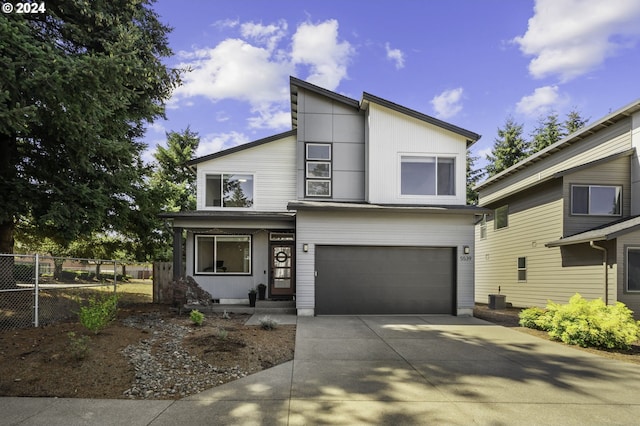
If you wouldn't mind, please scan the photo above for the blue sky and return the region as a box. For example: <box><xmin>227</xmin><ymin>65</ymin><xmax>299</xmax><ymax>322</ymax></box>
<box><xmin>145</xmin><ymin>0</ymin><xmax>640</xmax><ymax>170</ymax></box>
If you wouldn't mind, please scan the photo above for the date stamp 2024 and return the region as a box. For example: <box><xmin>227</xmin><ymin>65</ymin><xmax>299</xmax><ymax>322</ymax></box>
<box><xmin>2</xmin><ymin>2</ymin><xmax>46</xmax><ymax>14</ymax></box>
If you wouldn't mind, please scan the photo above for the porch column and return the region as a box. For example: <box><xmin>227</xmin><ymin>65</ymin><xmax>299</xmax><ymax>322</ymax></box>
<box><xmin>173</xmin><ymin>226</ymin><xmax>183</xmax><ymax>280</ymax></box>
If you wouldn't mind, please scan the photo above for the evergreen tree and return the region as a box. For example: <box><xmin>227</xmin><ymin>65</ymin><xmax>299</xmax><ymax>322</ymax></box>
<box><xmin>530</xmin><ymin>112</ymin><xmax>563</xmax><ymax>153</ymax></box>
<box><xmin>466</xmin><ymin>151</ymin><xmax>484</xmax><ymax>205</ymax></box>
<box><xmin>564</xmin><ymin>108</ymin><xmax>590</xmax><ymax>136</ymax></box>
<box><xmin>0</xmin><ymin>0</ymin><xmax>180</xmax><ymax>257</ymax></box>
<box><xmin>485</xmin><ymin>117</ymin><xmax>529</xmax><ymax>177</ymax></box>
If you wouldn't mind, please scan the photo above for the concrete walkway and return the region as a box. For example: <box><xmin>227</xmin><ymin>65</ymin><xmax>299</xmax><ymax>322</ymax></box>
<box><xmin>4</xmin><ymin>315</ymin><xmax>640</xmax><ymax>425</ymax></box>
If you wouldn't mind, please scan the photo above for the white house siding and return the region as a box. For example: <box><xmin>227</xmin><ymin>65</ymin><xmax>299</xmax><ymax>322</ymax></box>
<box><xmin>617</xmin><ymin>231</ymin><xmax>640</xmax><ymax>316</ymax></box>
<box><xmin>295</xmin><ymin>209</ymin><xmax>476</xmax><ymax>316</ymax></box>
<box><xmin>476</xmin><ymin>180</ymin><xmax>610</xmax><ymax>308</ymax></box>
<box><xmin>366</xmin><ymin>103</ymin><xmax>468</xmax><ymax>205</ymax></box>
<box><xmin>480</xmin><ymin>120</ymin><xmax>631</xmax><ymax>206</ymax></box>
<box><xmin>195</xmin><ymin>134</ymin><xmax>297</xmax><ymax>211</ymax></box>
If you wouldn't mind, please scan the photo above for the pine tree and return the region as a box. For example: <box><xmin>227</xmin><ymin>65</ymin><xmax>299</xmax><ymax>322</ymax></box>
<box><xmin>530</xmin><ymin>112</ymin><xmax>563</xmax><ymax>153</ymax></box>
<box><xmin>466</xmin><ymin>151</ymin><xmax>484</xmax><ymax>205</ymax></box>
<box><xmin>564</xmin><ymin>108</ymin><xmax>590</xmax><ymax>136</ymax></box>
<box><xmin>485</xmin><ymin>117</ymin><xmax>529</xmax><ymax>177</ymax></box>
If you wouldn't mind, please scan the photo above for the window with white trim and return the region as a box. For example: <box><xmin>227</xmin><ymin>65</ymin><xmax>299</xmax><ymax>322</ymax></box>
<box><xmin>196</xmin><ymin>235</ymin><xmax>251</xmax><ymax>275</ymax></box>
<box><xmin>305</xmin><ymin>143</ymin><xmax>331</xmax><ymax>197</ymax></box>
<box><xmin>480</xmin><ymin>214</ymin><xmax>487</xmax><ymax>239</ymax></box>
<box><xmin>571</xmin><ymin>185</ymin><xmax>621</xmax><ymax>216</ymax></box>
<box><xmin>205</xmin><ymin>174</ymin><xmax>254</xmax><ymax>208</ymax></box>
<box><xmin>400</xmin><ymin>155</ymin><xmax>455</xmax><ymax>196</ymax></box>
<box><xmin>627</xmin><ymin>247</ymin><xmax>640</xmax><ymax>292</ymax></box>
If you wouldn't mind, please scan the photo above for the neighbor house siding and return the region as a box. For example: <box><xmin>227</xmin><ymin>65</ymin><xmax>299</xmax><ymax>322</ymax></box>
<box><xmin>366</xmin><ymin>103</ymin><xmax>468</xmax><ymax>205</ymax></box>
<box><xmin>480</xmin><ymin>120</ymin><xmax>631</xmax><ymax>206</ymax></box>
<box><xmin>476</xmin><ymin>179</ymin><xmax>609</xmax><ymax>308</ymax></box>
<box><xmin>617</xmin><ymin>231</ymin><xmax>640</xmax><ymax>315</ymax></box>
<box><xmin>195</xmin><ymin>134</ymin><xmax>297</xmax><ymax>211</ymax></box>
<box><xmin>295</xmin><ymin>209</ymin><xmax>476</xmax><ymax>315</ymax></box>
<box><xmin>562</xmin><ymin>156</ymin><xmax>631</xmax><ymax>237</ymax></box>
<box><xmin>295</xmin><ymin>89</ymin><xmax>366</xmax><ymax>201</ymax></box>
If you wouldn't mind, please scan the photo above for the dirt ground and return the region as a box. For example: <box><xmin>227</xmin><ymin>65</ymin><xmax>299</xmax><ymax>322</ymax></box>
<box><xmin>2</xmin><ymin>303</ymin><xmax>639</xmax><ymax>400</ymax></box>
<box><xmin>0</xmin><ymin>303</ymin><xmax>295</xmax><ymax>399</ymax></box>
<box><xmin>473</xmin><ymin>304</ymin><xmax>640</xmax><ymax>364</ymax></box>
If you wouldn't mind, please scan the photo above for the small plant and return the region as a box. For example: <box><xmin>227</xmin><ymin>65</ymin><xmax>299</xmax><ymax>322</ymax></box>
<box><xmin>222</xmin><ymin>310</ymin><xmax>231</xmax><ymax>320</ymax></box>
<box><xmin>248</xmin><ymin>287</ymin><xmax>257</xmax><ymax>294</ymax></box>
<box><xmin>78</xmin><ymin>294</ymin><xmax>118</xmax><ymax>334</ymax></box>
<box><xmin>216</xmin><ymin>327</ymin><xmax>229</xmax><ymax>340</ymax></box>
<box><xmin>518</xmin><ymin>306</ymin><xmax>547</xmax><ymax>329</ymax></box>
<box><xmin>190</xmin><ymin>309</ymin><xmax>205</xmax><ymax>326</ymax></box>
<box><xmin>258</xmin><ymin>315</ymin><xmax>279</xmax><ymax>330</ymax></box>
<box><xmin>67</xmin><ymin>331</ymin><xmax>90</xmax><ymax>360</ymax></box>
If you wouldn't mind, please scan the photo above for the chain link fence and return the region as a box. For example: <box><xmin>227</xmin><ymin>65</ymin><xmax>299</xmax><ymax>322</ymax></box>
<box><xmin>0</xmin><ymin>254</ymin><xmax>153</xmax><ymax>331</ymax></box>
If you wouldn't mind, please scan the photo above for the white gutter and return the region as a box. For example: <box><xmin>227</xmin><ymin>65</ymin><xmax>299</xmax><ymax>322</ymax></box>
<box><xmin>590</xmin><ymin>241</ymin><xmax>608</xmax><ymax>304</ymax></box>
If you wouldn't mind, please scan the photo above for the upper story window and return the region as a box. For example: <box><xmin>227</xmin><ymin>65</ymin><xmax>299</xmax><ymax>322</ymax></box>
<box><xmin>571</xmin><ymin>185</ymin><xmax>621</xmax><ymax>216</ymax></box>
<box><xmin>400</xmin><ymin>156</ymin><xmax>455</xmax><ymax>196</ymax></box>
<box><xmin>305</xmin><ymin>143</ymin><xmax>332</xmax><ymax>197</ymax></box>
<box><xmin>495</xmin><ymin>205</ymin><xmax>508</xmax><ymax>230</ymax></box>
<box><xmin>205</xmin><ymin>174</ymin><xmax>254</xmax><ymax>208</ymax></box>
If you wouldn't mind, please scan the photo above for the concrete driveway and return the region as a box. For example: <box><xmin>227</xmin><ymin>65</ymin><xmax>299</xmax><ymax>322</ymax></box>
<box><xmin>4</xmin><ymin>315</ymin><xmax>640</xmax><ymax>425</ymax></box>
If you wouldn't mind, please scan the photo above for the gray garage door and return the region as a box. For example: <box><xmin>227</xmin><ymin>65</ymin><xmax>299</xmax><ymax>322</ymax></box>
<box><xmin>315</xmin><ymin>245</ymin><xmax>455</xmax><ymax>315</ymax></box>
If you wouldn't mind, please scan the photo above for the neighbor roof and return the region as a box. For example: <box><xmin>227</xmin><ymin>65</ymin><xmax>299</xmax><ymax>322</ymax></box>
<box><xmin>476</xmin><ymin>98</ymin><xmax>640</xmax><ymax>192</ymax></box>
<box><xmin>546</xmin><ymin>215</ymin><xmax>640</xmax><ymax>247</ymax></box>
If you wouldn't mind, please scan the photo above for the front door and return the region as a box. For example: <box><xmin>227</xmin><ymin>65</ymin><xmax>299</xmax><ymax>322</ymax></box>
<box><xmin>269</xmin><ymin>243</ymin><xmax>295</xmax><ymax>299</ymax></box>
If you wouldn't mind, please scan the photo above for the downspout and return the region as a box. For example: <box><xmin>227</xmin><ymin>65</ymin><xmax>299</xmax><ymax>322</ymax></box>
<box><xmin>590</xmin><ymin>241</ymin><xmax>608</xmax><ymax>304</ymax></box>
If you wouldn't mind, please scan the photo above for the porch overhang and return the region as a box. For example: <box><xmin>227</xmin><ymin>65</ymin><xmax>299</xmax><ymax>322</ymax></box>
<box><xmin>546</xmin><ymin>215</ymin><xmax>640</xmax><ymax>247</ymax></box>
<box><xmin>287</xmin><ymin>200</ymin><xmax>490</xmax><ymax>215</ymax></box>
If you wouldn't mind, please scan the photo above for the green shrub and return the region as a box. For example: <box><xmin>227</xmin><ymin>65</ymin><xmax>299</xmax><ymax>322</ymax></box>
<box><xmin>190</xmin><ymin>309</ymin><xmax>204</xmax><ymax>326</ymax></box>
<box><xmin>258</xmin><ymin>316</ymin><xmax>279</xmax><ymax>330</ymax></box>
<box><xmin>216</xmin><ymin>328</ymin><xmax>228</xmax><ymax>340</ymax></box>
<box><xmin>529</xmin><ymin>294</ymin><xmax>640</xmax><ymax>350</ymax></box>
<box><xmin>67</xmin><ymin>332</ymin><xmax>91</xmax><ymax>360</ymax></box>
<box><xmin>78</xmin><ymin>294</ymin><xmax>118</xmax><ymax>334</ymax></box>
<box><xmin>518</xmin><ymin>306</ymin><xmax>547</xmax><ymax>329</ymax></box>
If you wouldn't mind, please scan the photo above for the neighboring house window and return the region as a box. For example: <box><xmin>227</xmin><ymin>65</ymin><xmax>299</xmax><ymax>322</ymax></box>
<box><xmin>495</xmin><ymin>205</ymin><xmax>508</xmax><ymax>229</ymax></box>
<box><xmin>305</xmin><ymin>143</ymin><xmax>332</xmax><ymax>197</ymax></box>
<box><xmin>196</xmin><ymin>235</ymin><xmax>251</xmax><ymax>275</ymax></box>
<box><xmin>571</xmin><ymin>185</ymin><xmax>621</xmax><ymax>216</ymax></box>
<box><xmin>517</xmin><ymin>257</ymin><xmax>527</xmax><ymax>281</ymax></box>
<box><xmin>205</xmin><ymin>174</ymin><xmax>254</xmax><ymax>208</ymax></box>
<box><xmin>400</xmin><ymin>156</ymin><xmax>455</xmax><ymax>196</ymax></box>
<box><xmin>627</xmin><ymin>247</ymin><xmax>640</xmax><ymax>292</ymax></box>
<box><xmin>480</xmin><ymin>214</ymin><xmax>487</xmax><ymax>239</ymax></box>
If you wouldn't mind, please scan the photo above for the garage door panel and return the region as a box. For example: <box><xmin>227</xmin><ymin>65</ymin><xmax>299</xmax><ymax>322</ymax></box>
<box><xmin>315</xmin><ymin>246</ymin><xmax>454</xmax><ymax>315</ymax></box>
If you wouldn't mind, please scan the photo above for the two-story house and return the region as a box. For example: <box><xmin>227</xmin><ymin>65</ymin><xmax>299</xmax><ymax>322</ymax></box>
<box><xmin>162</xmin><ymin>77</ymin><xmax>484</xmax><ymax>316</ymax></box>
<box><xmin>475</xmin><ymin>99</ymin><xmax>640</xmax><ymax>315</ymax></box>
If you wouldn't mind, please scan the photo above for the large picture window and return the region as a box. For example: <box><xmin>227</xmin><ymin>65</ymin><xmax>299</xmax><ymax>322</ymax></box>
<box><xmin>627</xmin><ymin>247</ymin><xmax>640</xmax><ymax>292</ymax></box>
<box><xmin>196</xmin><ymin>235</ymin><xmax>251</xmax><ymax>275</ymax></box>
<box><xmin>400</xmin><ymin>156</ymin><xmax>455</xmax><ymax>196</ymax></box>
<box><xmin>205</xmin><ymin>174</ymin><xmax>254</xmax><ymax>208</ymax></box>
<box><xmin>571</xmin><ymin>185</ymin><xmax>621</xmax><ymax>216</ymax></box>
<box><xmin>305</xmin><ymin>143</ymin><xmax>332</xmax><ymax>197</ymax></box>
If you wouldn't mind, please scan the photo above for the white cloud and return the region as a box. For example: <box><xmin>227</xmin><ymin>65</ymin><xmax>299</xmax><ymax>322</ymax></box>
<box><xmin>514</xmin><ymin>0</ymin><xmax>640</xmax><ymax>81</ymax></box>
<box><xmin>431</xmin><ymin>87</ymin><xmax>464</xmax><ymax>119</ymax></box>
<box><xmin>291</xmin><ymin>20</ymin><xmax>354</xmax><ymax>90</ymax></box>
<box><xmin>515</xmin><ymin>85</ymin><xmax>566</xmax><ymax>117</ymax></box>
<box><xmin>385</xmin><ymin>43</ymin><xmax>405</xmax><ymax>69</ymax></box>
<box><xmin>196</xmin><ymin>131</ymin><xmax>250</xmax><ymax>157</ymax></box>
<box><xmin>172</xmin><ymin>19</ymin><xmax>354</xmax><ymax>130</ymax></box>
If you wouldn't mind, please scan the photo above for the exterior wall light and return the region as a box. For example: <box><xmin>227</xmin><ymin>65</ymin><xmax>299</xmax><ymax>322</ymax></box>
<box><xmin>303</xmin><ymin>243</ymin><xmax>309</xmax><ymax>252</ymax></box>
<box><xmin>463</xmin><ymin>246</ymin><xmax>470</xmax><ymax>255</ymax></box>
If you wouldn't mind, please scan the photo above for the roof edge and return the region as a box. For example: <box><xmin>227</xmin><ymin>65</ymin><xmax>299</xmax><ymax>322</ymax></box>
<box><xmin>361</xmin><ymin>92</ymin><xmax>481</xmax><ymax>146</ymax></box>
<box><xmin>187</xmin><ymin>130</ymin><xmax>297</xmax><ymax>166</ymax></box>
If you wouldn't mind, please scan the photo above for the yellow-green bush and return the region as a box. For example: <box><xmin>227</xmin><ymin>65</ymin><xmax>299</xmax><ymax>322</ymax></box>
<box><xmin>521</xmin><ymin>294</ymin><xmax>640</xmax><ymax>350</ymax></box>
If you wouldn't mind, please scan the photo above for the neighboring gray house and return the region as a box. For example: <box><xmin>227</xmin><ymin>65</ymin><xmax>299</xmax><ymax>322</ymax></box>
<box><xmin>163</xmin><ymin>77</ymin><xmax>484</xmax><ymax>316</ymax></box>
<box><xmin>475</xmin><ymin>99</ymin><xmax>640</xmax><ymax>314</ymax></box>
